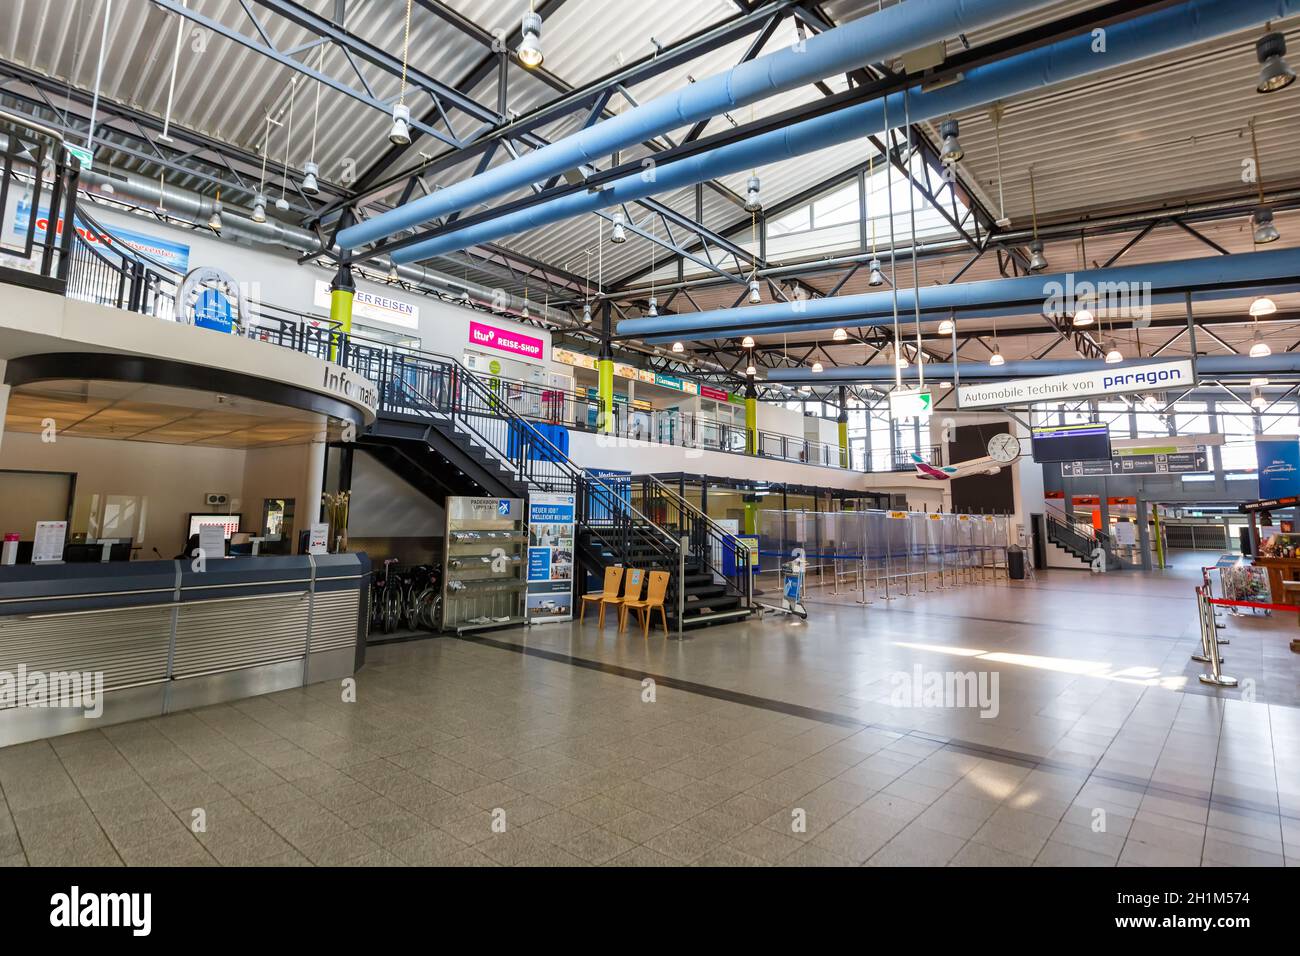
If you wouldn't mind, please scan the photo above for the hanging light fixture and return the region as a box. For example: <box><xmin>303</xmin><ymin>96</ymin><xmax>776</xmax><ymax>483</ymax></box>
<box><xmin>207</xmin><ymin>192</ymin><xmax>223</xmax><ymax>233</ymax></box>
<box><xmin>518</xmin><ymin>9</ymin><xmax>544</xmax><ymax>69</ymax></box>
<box><xmin>1103</xmin><ymin>338</ymin><xmax>1124</xmax><ymax>364</ymax></box>
<box><xmin>832</xmin><ymin>327</ymin><xmax>848</xmax><ymax>342</ymax></box>
<box><xmin>1027</xmin><ymin>240</ymin><xmax>1048</xmax><ymax>272</ymax></box>
<box><xmin>1256</xmin><ymin>29</ymin><xmax>1296</xmax><ymax>93</ymax></box>
<box><xmin>1027</xmin><ymin>169</ymin><xmax>1048</xmax><ymax>271</ymax></box>
<box><xmin>868</xmin><ymin>258</ymin><xmax>884</xmax><ymax>287</ymax></box>
<box><xmin>388</xmin><ymin>263</ymin><xmax>399</xmax><ymax>283</ymax></box>
<box><xmin>1252</xmin><ymin>387</ymin><xmax>1268</xmax><ymax>411</ymax></box>
<box><xmin>1249</xmin><ymin>120</ymin><xmax>1280</xmax><ymax>243</ymax></box>
<box><xmin>741</xmin><ymin>335</ymin><xmax>756</xmax><ymax>349</ymax></box>
<box><xmin>1250</xmin><ymin>327</ymin><xmax>1273</xmax><ymax>358</ymax></box>
<box><xmin>671</xmin><ymin>341</ymin><xmax>684</xmax><ymax>353</ymax></box>
<box><xmin>251</xmin><ymin>192</ymin><xmax>267</xmax><ymax>224</ymax></box>
<box><xmin>895</xmin><ymin>349</ymin><xmax>909</xmax><ymax>370</ymax></box>
<box><xmin>939</xmin><ymin>381</ymin><xmax>952</xmax><ymax>389</ymax></box>
<box><xmin>1072</xmin><ymin>306</ymin><xmax>1095</xmax><ymax>327</ymax></box>
<box><xmin>800</xmin><ymin>384</ymin><xmax>812</xmax><ymax>393</ymax></box>
<box><xmin>988</xmin><ymin>347</ymin><xmax>1005</xmax><ymax>367</ymax></box>
<box><xmin>1250</xmin><ymin>296</ymin><xmax>1278</xmax><ymax>317</ymax></box>
<box><xmin>746</xmin><ymin>362</ymin><xmax>757</xmax><ymax>377</ymax></box>
<box><xmin>581</xmin><ymin>302</ymin><xmax>592</xmax><ymax>326</ymax></box>
<box><xmin>302</xmin><ymin>162</ymin><xmax>319</xmax><ymax>195</ymax></box>
<box><xmin>939</xmin><ymin>118</ymin><xmax>964</xmax><ymax>164</ymax></box>
<box><xmin>1252</xmin><ymin>377</ymin><xmax>1270</xmax><ymax>387</ymax></box>
<box><xmin>937</xmin><ymin>317</ymin><xmax>955</xmax><ymax>336</ymax></box>
<box><xmin>390</xmin><ymin>0</ymin><xmax>414</xmax><ymax>145</ymax></box>
<box><xmin>811</xmin><ymin>360</ymin><xmax>824</xmax><ymax>374</ymax></box>
<box><xmin>748</xmin><ymin>279</ymin><xmax>762</xmax><ymax>304</ymax></box>
<box><xmin>744</xmin><ymin>175</ymin><xmax>762</xmax><ymax>213</ymax></box>
<box><xmin>610</xmin><ymin>211</ymin><xmax>628</xmax><ymax>244</ymax></box>
<box><xmin>647</xmin><ymin>296</ymin><xmax>658</xmax><ymax>317</ymax></box>
<box><xmin>1253</xmin><ymin>207</ymin><xmax>1280</xmax><ymax>243</ymax></box>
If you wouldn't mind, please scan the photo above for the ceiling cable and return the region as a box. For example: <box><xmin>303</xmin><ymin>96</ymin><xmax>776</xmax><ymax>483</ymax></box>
<box><xmin>904</xmin><ymin>87</ymin><xmax>923</xmax><ymax>390</ymax></box>
<box><xmin>882</xmin><ymin>88</ymin><xmax>901</xmax><ymax>390</ymax></box>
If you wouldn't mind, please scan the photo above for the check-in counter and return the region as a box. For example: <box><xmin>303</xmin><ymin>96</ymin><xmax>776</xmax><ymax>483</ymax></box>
<box><xmin>0</xmin><ymin>554</ymin><xmax>369</xmax><ymax>747</ymax></box>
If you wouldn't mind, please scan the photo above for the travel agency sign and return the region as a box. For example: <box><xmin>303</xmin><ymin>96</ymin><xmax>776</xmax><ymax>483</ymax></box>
<box><xmin>957</xmin><ymin>359</ymin><xmax>1195</xmax><ymax>409</ymax></box>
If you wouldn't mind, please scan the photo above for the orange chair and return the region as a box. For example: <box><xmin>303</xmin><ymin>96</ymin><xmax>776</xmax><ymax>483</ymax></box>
<box><xmin>606</xmin><ymin>568</ymin><xmax>645</xmax><ymax>630</ymax></box>
<box><xmin>624</xmin><ymin>570</ymin><xmax>670</xmax><ymax>638</ymax></box>
<box><xmin>580</xmin><ymin>566</ymin><xmax>624</xmax><ymax>625</ymax></box>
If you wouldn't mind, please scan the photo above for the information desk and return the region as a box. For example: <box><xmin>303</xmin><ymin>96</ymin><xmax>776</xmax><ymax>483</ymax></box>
<box><xmin>1251</xmin><ymin>555</ymin><xmax>1300</xmax><ymax>604</ymax></box>
<box><xmin>0</xmin><ymin>554</ymin><xmax>368</xmax><ymax>747</ymax></box>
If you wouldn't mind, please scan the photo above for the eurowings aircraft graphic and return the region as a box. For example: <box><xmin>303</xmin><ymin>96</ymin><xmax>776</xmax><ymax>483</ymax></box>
<box><xmin>911</xmin><ymin>453</ymin><xmax>1002</xmax><ymax>481</ymax></box>
<box><xmin>911</xmin><ymin>433</ymin><xmax>1022</xmax><ymax>481</ymax></box>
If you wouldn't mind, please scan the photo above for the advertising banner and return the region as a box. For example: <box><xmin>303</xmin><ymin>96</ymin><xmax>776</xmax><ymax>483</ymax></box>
<box><xmin>468</xmin><ymin>320</ymin><xmax>545</xmax><ymax>364</ymax></box>
<box><xmin>4</xmin><ymin>193</ymin><xmax>190</xmax><ymax>271</ymax></box>
<box><xmin>313</xmin><ymin>280</ymin><xmax>418</xmax><ymax>331</ymax></box>
<box><xmin>1256</xmin><ymin>435</ymin><xmax>1300</xmax><ymax>498</ymax></box>
<box><xmin>958</xmin><ymin>359</ymin><xmax>1195</xmax><ymax>409</ymax></box>
<box><xmin>526</xmin><ymin>492</ymin><xmax>575</xmax><ymax>622</ymax></box>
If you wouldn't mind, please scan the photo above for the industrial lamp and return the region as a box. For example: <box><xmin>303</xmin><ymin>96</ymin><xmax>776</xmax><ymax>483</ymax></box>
<box><xmin>1250</xmin><ymin>296</ymin><xmax>1277</xmax><ymax>317</ymax></box>
<box><xmin>610</xmin><ymin>212</ymin><xmax>627</xmax><ymax>244</ymax></box>
<box><xmin>937</xmin><ymin>317</ymin><xmax>955</xmax><ymax>336</ymax></box>
<box><xmin>672</xmin><ymin>341</ymin><xmax>684</xmax><ymax>353</ymax></box>
<box><xmin>811</xmin><ymin>360</ymin><xmax>824</xmax><ymax>374</ymax></box>
<box><xmin>1103</xmin><ymin>339</ymin><xmax>1124</xmax><ymax>364</ymax></box>
<box><xmin>832</xmin><ymin>327</ymin><xmax>848</xmax><ymax>342</ymax></box>
<box><xmin>251</xmin><ymin>193</ymin><xmax>267</xmax><ymax>224</ymax></box>
<box><xmin>302</xmin><ymin>161</ymin><xmax>319</xmax><ymax>195</ymax></box>
<box><xmin>988</xmin><ymin>347</ymin><xmax>1005</xmax><ymax>367</ymax></box>
<box><xmin>868</xmin><ymin>258</ymin><xmax>884</xmax><ymax>286</ymax></box>
<box><xmin>518</xmin><ymin>11</ymin><xmax>544</xmax><ymax>69</ymax></box>
<box><xmin>1250</xmin><ymin>328</ymin><xmax>1273</xmax><ymax>358</ymax></box>
<box><xmin>744</xmin><ymin>175</ymin><xmax>762</xmax><ymax>213</ymax></box>
<box><xmin>1253</xmin><ymin>207</ymin><xmax>1280</xmax><ymax>243</ymax></box>
<box><xmin>389</xmin><ymin>103</ymin><xmax>412</xmax><ymax>146</ymax></box>
<box><xmin>741</xmin><ymin>335</ymin><xmax>756</xmax><ymax>348</ymax></box>
<box><xmin>1256</xmin><ymin>30</ymin><xmax>1296</xmax><ymax>93</ymax></box>
<box><xmin>939</xmin><ymin>118</ymin><xmax>964</xmax><ymax>164</ymax></box>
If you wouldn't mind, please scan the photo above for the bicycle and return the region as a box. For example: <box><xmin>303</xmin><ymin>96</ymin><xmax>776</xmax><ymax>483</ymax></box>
<box><xmin>370</xmin><ymin>558</ymin><xmax>403</xmax><ymax>635</ymax></box>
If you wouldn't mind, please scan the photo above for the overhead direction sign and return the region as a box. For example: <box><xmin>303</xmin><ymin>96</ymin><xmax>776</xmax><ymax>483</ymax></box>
<box><xmin>957</xmin><ymin>359</ymin><xmax>1195</xmax><ymax>409</ymax></box>
<box><xmin>889</xmin><ymin>388</ymin><xmax>933</xmax><ymax>421</ymax></box>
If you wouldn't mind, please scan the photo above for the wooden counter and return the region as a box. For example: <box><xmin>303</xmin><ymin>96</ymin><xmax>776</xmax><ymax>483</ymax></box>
<box><xmin>1252</xmin><ymin>556</ymin><xmax>1300</xmax><ymax>603</ymax></box>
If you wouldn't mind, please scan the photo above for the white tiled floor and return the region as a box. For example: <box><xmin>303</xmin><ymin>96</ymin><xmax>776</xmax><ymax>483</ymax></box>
<box><xmin>1</xmin><ymin>555</ymin><xmax>1296</xmax><ymax>866</ymax></box>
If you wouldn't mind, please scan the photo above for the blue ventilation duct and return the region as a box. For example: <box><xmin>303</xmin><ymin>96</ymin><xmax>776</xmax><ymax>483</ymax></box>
<box><xmin>387</xmin><ymin>0</ymin><xmax>1299</xmax><ymax>266</ymax></box>
<box><xmin>767</xmin><ymin>354</ymin><xmax>1300</xmax><ymax>383</ymax></box>
<box><xmin>619</xmin><ymin>247</ymin><xmax>1300</xmax><ymax>342</ymax></box>
<box><xmin>337</xmin><ymin>0</ymin><xmax>1055</xmax><ymax>250</ymax></box>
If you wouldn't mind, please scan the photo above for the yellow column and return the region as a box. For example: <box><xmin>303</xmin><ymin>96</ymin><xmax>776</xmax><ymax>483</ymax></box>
<box><xmin>597</xmin><ymin>358</ymin><xmax>615</xmax><ymax>435</ymax></box>
<box><xmin>838</xmin><ymin>386</ymin><xmax>850</xmax><ymax>468</ymax></box>
<box><xmin>328</xmin><ymin>265</ymin><xmax>355</xmax><ymax>362</ymax></box>
<box><xmin>744</xmin><ymin>499</ymin><xmax>758</xmax><ymax>535</ymax></box>
<box><xmin>744</xmin><ymin>382</ymin><xmax>758</xmax><ymax>456</ymax></box>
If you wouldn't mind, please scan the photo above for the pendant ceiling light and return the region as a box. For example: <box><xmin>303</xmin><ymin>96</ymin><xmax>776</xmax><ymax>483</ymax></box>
<box><xmin>939</xmin><ymin>381</ymin><xmax>952</xmax><ymax>389</ymax></box>
<box><xmin>800</xmin><ymin>384</ymin><xmax>812</xmax><ymax>393</ymax></box>
<box><xmin>302</xmin><ymin>162</ymin><xmax>319</xmax><ymax>195</ymax></box>
<box><xmin>938</xmin><ymin>118</ymin><xmax>964</xmax><ymax>164</ymax></box>
<box><xmin>811</xmin><ymin>360</ymin><xmax>824</xmax><ymax>374</ymax></box>
<box><xmin>1252</xmin><ymin>387</ymin><xmax>1268</xmax><ymax>411</ymax></box>
<box><xmin>207</xmin><ymin>192</ymin><xmax>223</xmax><ymax>233</ymax></box>
<box><xmin>867</xmin><ymin>258</ymin><xmax>884</xmax><ymax>287</ymax></box>
<box><xmin>388</xmin><ymin>263</ymin><xmax>399</xmax><ymax>283</ymax></box>
<box><xmin>937</xmin><ymin>317</ymin><xmax>955</xmax><ymax>336</ymax></box>
<box><xmin>647</xmin><ymin>295</ymin><xmax>658</xmax><ymax>317</ymax></box>
<box><xmin>895</xmin><ymin>350</ymin><xmax>909</xmax><ymax>370</ymax></box>
<box><xmin>1251</xmin><ymin>377</ymin><xmax>1270</xmax><ymax>387</ymax></box>
<box><xmin>746</xmin><ymin>363</ymin><xmax>757</xmax><ymax>377</ymax></box>
<box><xmin>1027</xmin><ymin>169</ymin><xmax>1048</xmax><ymax>271</ymax></box>
<box><xmin>1250</xmin><ymin>296</ymin><xmax>1278</xmax><ymax>317</ymax></box>
<box><xmin>1072</xmin><ymin>307</ymin><xmax>1095</xmax><ymax>327</ymax></box>
<box><xmin>1249</xmin><ymin>120</ymin><xmax>1280</xmax><ymax>243</ymax></box>
<box><xmin>1104</xmin><ymin>338</ymin><xmax>1124</xmax><ymax>364</ymax></box>
<box><xmin>581</xmin><ymin>302</ymin><xmax>592</xmax><ymax>325</ymax></box>
<box><xmin>832</xmin><ymin>327</ymin><xmax>848</xmax><ymax>342</ymax></box>
<box><xmin>251</xmin><ymin>193</ymin><xmax>267</xmax><ymax>224</ymax></box>
<box><xmin>988</xmin><ymin>347</ymin><xmax>1005</xmax><ymax>367</ymax></box>
<box><xmin>748</xmin><ymin>279</ymin><xmax>762</xmax><ymax>304</ymax></box>
<box><xmin>671</xmin><ymin>341</ymin><xmax>684</xmax><ymax>353</ymax></box>
<box><xmin>518</xmin><ymin>9</ymin><xmax>544</xmax><ymax>69</ymax></box>
<box><xmin>741</xmin><ymin>335</ymin><xmax>756</xmax><ymax>349</ymax></box>
<box><xmin>391</xmin><ymin>0</ymin><xmax>414</xmax><ymax>145</ymax></box>
<box><xmin>1250</xmin><ymin>328</ymin><xmax>1273</xmax><ymax>358</ymax></box>
<box><xmin>1256</xmin><ymin>29</ymin><xmax>1296</xmax><ymax>93</ymax></box>
<box><xmin>610</xmin><ymin>211</ymin><xmax>627</xmax><ymax>244</ymax></box>
<box><xmin>744</xmin><ymin>175</ymin><xmax>762</xmax><ymax>213</ymax></box>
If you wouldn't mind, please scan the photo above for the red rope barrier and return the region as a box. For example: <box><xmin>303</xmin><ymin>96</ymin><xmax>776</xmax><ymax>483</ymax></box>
<box><xmin>1207</xmin><ymin>597</ymin><xmax>1300</xmax><ymax>612</ymax></box>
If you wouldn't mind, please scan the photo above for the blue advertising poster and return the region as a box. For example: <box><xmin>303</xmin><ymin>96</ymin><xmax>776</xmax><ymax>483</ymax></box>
<box><xmin>193</xmin><ymin>288</ymin><xmax>233</xmax><ymax>333</ymax></box>
<box><xmin>1256</xmin><ymin>436</ymin><xmax>1300</xmax><ymax>498</ymax></box>
<box><xmin>526</xmin><ymin>493</ymin><xmax>576</xmax><ymax>623</ymax></box>
<box><xmin>8</xmin><ymin>196</ymin><xmax>190</xmax><ymax>272</ymax></box>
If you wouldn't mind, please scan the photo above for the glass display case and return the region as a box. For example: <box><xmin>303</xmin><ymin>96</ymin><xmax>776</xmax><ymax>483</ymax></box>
<box><xmin>442</xmin><ymin>496</ymin><xmax>526</xmax><ymax>633</ymax></box>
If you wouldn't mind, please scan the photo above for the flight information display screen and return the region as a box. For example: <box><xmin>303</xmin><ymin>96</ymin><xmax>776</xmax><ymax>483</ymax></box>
<box><xmin>1030</xmin><ymin>423</ymin><xmax>1111</xmax><ymax>463</ymax></box>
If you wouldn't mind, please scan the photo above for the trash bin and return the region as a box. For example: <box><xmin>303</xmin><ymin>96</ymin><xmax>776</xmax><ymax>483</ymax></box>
<box><xmin>1007</xmin><ymin>545</ymin><xmax>1026</xmax><ymax>580</ymax></box>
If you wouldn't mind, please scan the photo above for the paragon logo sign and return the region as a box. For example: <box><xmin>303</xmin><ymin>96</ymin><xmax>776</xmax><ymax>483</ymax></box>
<box><xmin>958</xmin><ymin>359</ymin><xmax>1194</xmax><ymax>409</ymax></box>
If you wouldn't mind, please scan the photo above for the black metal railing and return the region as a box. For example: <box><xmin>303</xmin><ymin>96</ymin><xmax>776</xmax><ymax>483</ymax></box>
<box><xmin>629</xmin><ymin>475</ymin><xmax>754</xmax><ymax>615</ymax></box>
<box><xmin>0</xmin><ymin>110</ymin><xmax>80</xmax><ymax>292</ymax></box>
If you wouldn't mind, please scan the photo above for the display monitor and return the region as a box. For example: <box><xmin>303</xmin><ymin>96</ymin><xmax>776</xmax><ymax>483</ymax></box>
<box><xmin>1030</xmin><ymin>423</ymin><xmax>1111</xmax><ymax>464</ymax></box>
<box><xmin>188</xmin><ymin>514</ymin><xmax>242</xmax><ymax>540</ymax></box>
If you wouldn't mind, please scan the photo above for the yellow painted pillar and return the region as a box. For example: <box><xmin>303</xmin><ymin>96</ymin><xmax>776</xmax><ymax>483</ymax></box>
<box><xmin>744</xmin><ymin>381</ymin><xmax>758</xmax><ymax>456</ymax></box>
<box><xmin>328</xmin><ymin>264</ymin><xmax>355</xmax><ymax>362</ymax></box>
<box><xmin>744</xmin><ymin>499</ymin><xmax>758</xmax><ymax>535</ymax></box>
<box><xmin>597</xmin><ymin>358</ymin><xmax>615</xmax><ymax>435</ymax></box>
<box><xmin>838</xmin><ymin>385</ymin><xmax>850</xmax><ymax>468</ymax></box>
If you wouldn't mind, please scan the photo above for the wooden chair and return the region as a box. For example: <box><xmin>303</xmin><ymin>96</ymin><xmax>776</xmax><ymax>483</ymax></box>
<box><xmin>580</xmin><ymin>566</ymin><xmax>624</xmax><ymax>625</ymax></box>
<box><xmin>605</xmin><ymin>568</ymin><xmax>645</xmax><ymax>630</ymax></box>
<box><xmin>624</xmin><ymin>570</ymin><xmax>670</xmax><ymax>638</ymax></box>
